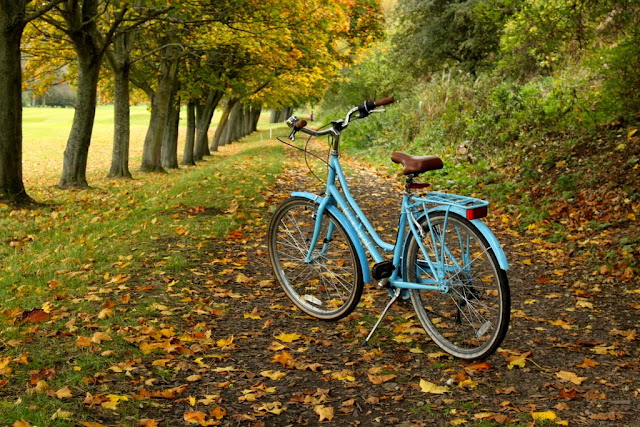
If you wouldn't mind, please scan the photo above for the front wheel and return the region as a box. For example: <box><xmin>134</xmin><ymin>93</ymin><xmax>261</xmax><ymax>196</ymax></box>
<box><xmin>405</xmin><ymin>212</ymin><xmax>510</xmax><ymax>360</ymax></box>
<box><xmin>268</xmin><ymin>197</ymin><xmax>363</xmax><ymax>320</ymax></box>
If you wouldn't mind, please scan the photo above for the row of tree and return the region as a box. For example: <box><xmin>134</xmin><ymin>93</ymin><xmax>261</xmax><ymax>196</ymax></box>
<box><xmin>0</xmin><ymin>0</ymin><xmax>383</xmax><ymax>204</ymax></box>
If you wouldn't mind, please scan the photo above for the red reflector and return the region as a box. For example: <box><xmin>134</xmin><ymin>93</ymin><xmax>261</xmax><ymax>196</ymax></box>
<box><xmin>466</xmin><ymin>206</ymin><xmax>488</xmax><ymax>220</ymax></box>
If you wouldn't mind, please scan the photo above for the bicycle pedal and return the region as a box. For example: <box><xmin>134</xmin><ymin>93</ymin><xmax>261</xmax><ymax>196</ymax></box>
<box><xmin>372</xmin><ymin>260</ymin><xmax>394</xmax><ymax>281</ymax></box>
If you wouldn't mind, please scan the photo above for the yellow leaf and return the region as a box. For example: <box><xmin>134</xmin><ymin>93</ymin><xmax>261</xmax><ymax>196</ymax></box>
<box><xmin>236</xmin><ymin>273</ymin><xmax>252</xmax><ymax>284</ymax></box>
<box><xmin>210</xmin><ymin>406</ymin><xmax>226</xmax><ymax>419</ymax></box>
<box><xmin>271</xmin><ymin>351</ymin><xmax>295</xmax><ymax>368</ymax></box>
<box><xmin>267</xmin><ymin>342</ymin><xmax>287</xmax><ymax>351</ymax></box>
<box><xmin>50</xmin><ymin>408</ymin><xmax>74</xmax><ymax>420</ymax></box>
<box><xmin>419</xmin><ymin>379</ymin><xmax>449</xmax><ymax>394</ymax></box>
<box><xmin>244</xmin><ymin>312</ymin><xmax>262</xmax><ymax>320</ymax></box>
<box><xmin>216</xmin><ymin>336</ymin><xmax>234</xmax><ymax>348</ymax></box>
<box><xmin>331</xmin><ymin>370</ymin><xmax>356</xmax><ymax>381</ymax></box>
<box><xmin>183</xmin><ymin>411</ymin><xmax>207</xmax><ymax>424</ymax></box>
<box><xmin>91</xmin><ymin>332</ymin><xmax>112</xmax><ymax>344</ymax></box>
<box><xmin>556</xmin><ymin>371</ymin><xmax>587</xmax><ymax>385</ymax></box>
<box><xmin>450</xmin><ymin>419</ymin><xmax>468</xmax><ymax>425</ymax></box>
<box><xmin>260</xmin><ymin>370</ymin><xmax>287</xmax><ymax>380</ymax></box>
<box><xmin>506</xmin><ymin>351</ymin><xmax>530</xmax><ymax>369</ymax></box>
<box><xmin>275</xmin><ymin>333</ymin><xmax>301</xmax><ymax>343</ymax></box>
<box><xmin>101</xmin><ymin>394</ymin><xmax>128</xmax><ymax>410</ymax></box>
<box><xmin>531</xmin><ymin>411</ymin><xmax>557</xmax><ymax>421</ymax></box>
<box><xmin>576</xmin><ymin>300</ymin><xmax>593</xmax><ymax>309</ymax></box>
<box><xmin>76</xmin><ymin>336</ymin><xmax>92</xmax><ymax>347</ymax></box>
<box><xmin>186</xmin><ymin>375</ymin><xmax>203</xmax><ymax>382</ymax></box>
<box><xmin>55</xmin><ymin>386</ymin><xmax>73</xmax><ymax>399</ymax></box>
<box><xmin>314</xmin><ymin>405</ymin><xmax>334</xmax><ymax>422</ymax></box>
<box><xmin>98</xmin><ymin>308</ymin><xmax>114</xmax><ymax>319</ymax></box>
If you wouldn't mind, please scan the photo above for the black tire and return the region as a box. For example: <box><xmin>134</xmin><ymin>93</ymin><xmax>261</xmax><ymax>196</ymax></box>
<box><xmin>268</xmin><ymin>197</ymin><xmax>363</xmax><ymax>320</ymax></box>
<box><xmin>404</xmin><ymin>211</ymin><xmax>510</xmax><ymax>360</ymax></box>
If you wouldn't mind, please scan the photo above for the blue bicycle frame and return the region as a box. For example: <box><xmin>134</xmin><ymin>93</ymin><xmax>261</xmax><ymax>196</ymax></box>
<box><xmin>289</xmin><ymin>112</ymin><xmax>508</xmax><ymax>294</ymax></box>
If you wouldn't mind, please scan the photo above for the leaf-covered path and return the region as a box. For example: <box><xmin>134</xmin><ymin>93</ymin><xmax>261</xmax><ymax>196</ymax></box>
<box><xmin>117</xmin><ymin>145</ymin><xmax>639</xmax><ymax>426</ymax></box>
<box><xmin>6</xmin><ymin>142</ymin><xmax>637</xmax><ymax>426</ymax></box>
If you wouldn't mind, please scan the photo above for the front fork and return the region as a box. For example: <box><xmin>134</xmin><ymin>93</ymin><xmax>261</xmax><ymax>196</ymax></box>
<box><xmin>304</xmin><ymin>196</ymin><xmax>335</xmax><ymax>263</ymax></box>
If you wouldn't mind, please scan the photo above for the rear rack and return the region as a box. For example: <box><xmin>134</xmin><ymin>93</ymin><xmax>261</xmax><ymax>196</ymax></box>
<box><xmin>414</xmin><ymin>192</ymin><xmax>489</xmax><ymax>220</ymax></box>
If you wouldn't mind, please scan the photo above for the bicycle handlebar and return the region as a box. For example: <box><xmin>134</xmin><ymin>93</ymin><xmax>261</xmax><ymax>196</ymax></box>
<box><xmin>286</xmin><ymin>96</ymin><xmax>394</xmax><ymax>140</ymax></box>
<box><xmin>294</xmin><ymin>119</ymin><xmax>307</xmax><ymax>130</ymax></box>
<box><xmin>374</xmin><ymin>96</ymin><xmax>395</xmax><ymax>107</ymax></box>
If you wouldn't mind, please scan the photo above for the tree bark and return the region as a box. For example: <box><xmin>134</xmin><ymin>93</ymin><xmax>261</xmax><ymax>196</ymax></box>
<box><xmin>140</xmin><ymin>54</ymin><xmax>178</xmax><ymax>172</ymax></box>
<box><xmin>181</xmin><ymin>101</ymin><xmax>196</xmax><ymax>165</ymax></box>
<box><xmin>194</xmin><ymin>89</ymin><xmax>223</xmax><ymax>159</ymax></box>
<box><xmin>58</xmin><ymin>41</ymin><xmax>102</xmax><ymax>188</ymax></box>
<box><xmin>161</xmin><ymin>90</ymin><xmax>180</xmax><ymax>169</ymax></box>
<box><xmin>0</xmin><ymin>8</ymin><xmax>32</xmax><ymax>204</ymax></box>
<box><xmin>220</xmin><ymin>101</ymin><xmax>241</xmax><ymax>146</ymax></box>
<box><xmin>211</xmin><ymin>97</ymin><xmax>238</xmax><ymax>151</ymax></box>
<box><xmin>108</xmin><ymin>32</ymin><xmax>133</xmax><ymax>179</ymax></box>
<box><xmin>251</xmin><ymin>107</ymin><xmax>261</xmax><ymax>132</ymax></box>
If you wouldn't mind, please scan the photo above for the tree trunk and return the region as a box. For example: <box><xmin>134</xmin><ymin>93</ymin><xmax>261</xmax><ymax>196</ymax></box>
<box><xmin>108</xmin><ymin>33</ymin><xmax>133</xmax><ymax>179</ymax></box>
<box><xmin>220</xmin><ymin>101</ymin><xmax>241</xmax><ymax>146</ymax></box>
<box><xmin>58</xmin><ymin>48</ymin><xmax>101</xmax><ymax>188</ymax></box>
<box><xmin>140</xmin><ymin>56</ymin><xmax>178</xmax><ymax>172</ymax></box>
<box><xmin>270</xmin><ymin>109</ymin><xmax>279</xmax><ymax>123</ymax></box>
<box><xmin>162</xmin><ymin>91</ymin><xmax>180</xmax><ymax>169</ymax></box>
<box><xmin>211</xmin><ymin>97</ymin><xmax>238</xmax><ymax>151</ymax></box>
<box><xmin>0</xmin><ymin>11</ymin><xmax>32</xmax><ymax>204</ymax></box>
<box><xmin>251</xmin><ymin>107</ymin><xmax>261</xmax><ymax>132</ymax></box>
<box><xmin>181</xmin><ymin>101</ymin><xmax>196</xmax><ymax>165</ymax></box>
<box><xmin>194</xmin><ymin>89</ymin><xmax>223</xmax><ymax>159</ymax></box>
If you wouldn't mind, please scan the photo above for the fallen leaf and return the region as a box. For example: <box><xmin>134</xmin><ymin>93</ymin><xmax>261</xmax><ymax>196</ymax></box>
<box><xmin>368</xmin><ymin>374</ymin><xmax>397</xmax><ymax>385</ymax></box>
<box><xmin>314</xmin><ymin>405</ymin><xmax>334</xmax><ymax>422</ymax></box>
<box><xmin>556</xmin><ymin>371</ymin><xmax>587</xmax><ymax>385</ymax></box>
<box><xmin>419</xmin><ymin>379</ymin><xmax>449</xmax><ymax>394</ymax></box>
<box><xmin>20</xmin><ymin>308</ymin><xmax>49</xmax><ymax>324</ymax></box>
<box><xmin>91</xmin><ymin>332</ymin><xmax>112</xmax><ymax>344</ymax></box>
<box><xmin>51</xmin><ymin>408</ymin><xmax>74</xmax><ymax>420</ymax></box>
<box><xmin>506</xmin><ymin>351</ymin><xmax>530</xmax><ymax>369</ymax></box>
<box><xmin>577</xmin><ymin>358</ymin><xmax>599</xmax><ymax>368</ymax></box>
<box><xmin>275</xmin><ymin>333</ymin><xmax>301</xmax><ymax>343</ymax></box>
<box><xmin>76</xmin><ymin>336</ymin><xmax>92</xmax><ymax>347</ymax></box>
<box><xmin>260</xmin><ymin>370</ymin><xmax>287</xmax><ymax>380</ymax></box>
<box><xmin>55</xmin><ymin>386</ymin><xmax>73</xmax><ymax>399</ymax></box>
<box><xmin>531</xmin><ymin>411</ymin><xmax>557</xmax><ymax>421</ymax></box>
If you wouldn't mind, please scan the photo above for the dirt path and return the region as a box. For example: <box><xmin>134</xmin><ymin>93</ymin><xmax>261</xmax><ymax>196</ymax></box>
<box><xmin>128</xmin><ymin>146</ymin><xmax>640</xmax><ymax>426</ymax></box>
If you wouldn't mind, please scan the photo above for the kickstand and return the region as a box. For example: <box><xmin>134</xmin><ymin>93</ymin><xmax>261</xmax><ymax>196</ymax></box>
<box><xmin>363</xmin><ymin>288</ymin><xmax>401</xmax><ymax>345</ymax></box>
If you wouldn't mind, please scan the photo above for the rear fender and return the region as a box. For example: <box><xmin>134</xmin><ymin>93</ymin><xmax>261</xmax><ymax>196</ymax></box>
<box><xmin>406</xmin><ymin>207</ymin><xmax>509</xmax><ymax>271</ymax></box>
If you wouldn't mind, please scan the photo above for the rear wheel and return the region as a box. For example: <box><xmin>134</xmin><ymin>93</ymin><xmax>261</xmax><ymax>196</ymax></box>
<box><xmin>268</xmin><ymin>197</ymin><xmax>363</xmax><ymax>320</ymax></box>
<box><xmin>405</xmin><ymin>212</ymin><xmax>510</xmax><ymax>360</ymax></box>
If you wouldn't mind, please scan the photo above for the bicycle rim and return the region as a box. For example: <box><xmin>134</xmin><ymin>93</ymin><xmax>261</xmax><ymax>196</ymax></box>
<box><xmin>406</xmin><ymin>212</ymin><xmax>510</xmax><ymax>360</ymax></box>
<box><xmin>268</xmin><ymin>197</ymin><xmax>363</xmax><ymax>320</ymax></box>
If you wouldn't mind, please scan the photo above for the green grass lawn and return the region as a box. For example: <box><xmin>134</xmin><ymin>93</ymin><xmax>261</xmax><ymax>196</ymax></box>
<box><xmin>1</xmin><ymin>107</ymin><xmax>288</xmax><ymax>424</ymax></box>
<box><xmin>21</xmin><ymin>105</ymin><xmax>283</xmax><ymax>188</ymax></box>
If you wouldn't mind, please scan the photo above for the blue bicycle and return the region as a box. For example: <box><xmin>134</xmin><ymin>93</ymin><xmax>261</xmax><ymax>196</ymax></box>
<box><xmin>268</xmin><ymin>97</ymin><xmax>510</xmax><ymax>360</ymax></box>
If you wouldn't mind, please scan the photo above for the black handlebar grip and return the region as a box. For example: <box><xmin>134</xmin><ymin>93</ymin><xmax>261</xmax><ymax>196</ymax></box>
<box><xmin>294</xmin><ymin>119</ymin><xmax>307</xmax><ymax>130</ymax></box>
<box><xmin>374</xmin><ymin>96</ymin><xmax>395</xmax><ymax>107</ymax></box>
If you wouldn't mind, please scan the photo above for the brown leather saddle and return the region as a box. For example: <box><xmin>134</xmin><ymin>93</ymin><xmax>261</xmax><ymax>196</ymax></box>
<box><xmin>391</xmin><ymin>152</ymin><xmax>443</xmax><ymax>176</ymax></box>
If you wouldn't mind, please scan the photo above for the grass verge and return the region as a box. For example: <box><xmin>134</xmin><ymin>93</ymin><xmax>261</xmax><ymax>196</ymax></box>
<box><xmin>0</xmin><ymin>131</ymin><xmax>284</xmax><ymax>425</ymax></box>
